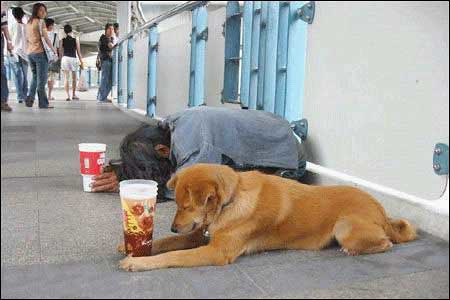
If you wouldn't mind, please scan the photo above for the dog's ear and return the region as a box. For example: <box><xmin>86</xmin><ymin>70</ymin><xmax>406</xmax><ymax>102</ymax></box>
<box><xmin>167</xmin><ymin>174</ymin><xmax>177</xmax><ymax>190</ymax></box>
<box><xmin>214</xmin><ymin>166</ymin><xmax>239</xmax><ymax>204</ymax></box>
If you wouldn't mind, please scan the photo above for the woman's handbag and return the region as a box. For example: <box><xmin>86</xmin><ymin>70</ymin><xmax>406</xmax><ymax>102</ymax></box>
<box><xmin>48</xmin><ymin>33</ymin><xmax>61</xmax><ymax>72</ymax></box>
<box><xmin>38</xmin><ymin>19</ymin><xmax>58</xmax><ymax>63</ymax></box>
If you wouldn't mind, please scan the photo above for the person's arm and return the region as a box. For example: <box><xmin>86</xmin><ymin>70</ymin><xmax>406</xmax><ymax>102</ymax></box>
<box><xmin>1</xmin><ymin>5</ymin><xmax>12</xmax><ymax>51</ymax></box>
<box><xmin>58</xmin><ymin>39</ymin><xmax>63</xmax><ymax>59</ymax></box>
<box><xmin>76</xmin><ymin>39</ymin><xmax>83</xmax><ymax>63</ymax></box>
<box><xmin>2</xmin><ymin>25</ymin><xmax>13</xmax><ymax>51</ymax></box>
<box><xmin>41</xmin><ymin>23</ymin><xmax>56</xmax><ymax>53</ymax></box>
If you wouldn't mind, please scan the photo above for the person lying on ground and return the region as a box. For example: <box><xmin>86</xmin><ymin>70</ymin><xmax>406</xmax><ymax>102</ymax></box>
<box><xmin>91</xmin><ymin>106</ymin><xmax>307</xmax><ymax>202</ymax></box>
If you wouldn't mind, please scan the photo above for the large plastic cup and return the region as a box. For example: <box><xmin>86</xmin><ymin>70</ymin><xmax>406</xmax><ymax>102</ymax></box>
<box><xmin>119</xmin><ymin>180</ymin><xmax>158</xmax><ymax>257</ymax></box>
<box><xmin>78</xmin><ymin>143</ymin><xmax>106</xmax><ymax>192</ymax></box>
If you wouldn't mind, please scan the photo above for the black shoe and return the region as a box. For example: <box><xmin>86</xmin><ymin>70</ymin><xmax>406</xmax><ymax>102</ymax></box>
<box><xmin>25</xmin><ymin>97</ymin><xmax>34</xmax><ymax>107</ymax></box>
<box><xmin>39</xmin><ymin>106</ymin><xmax>54</xmax><ymax>109</ymax></box>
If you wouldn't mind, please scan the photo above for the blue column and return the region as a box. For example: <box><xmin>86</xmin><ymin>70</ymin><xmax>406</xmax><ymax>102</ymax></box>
<box><xmin>147</xmin><ymin>26</ymin><xmax>159</xmax><ymax>118</ymax></box>
<box><xmin>127</xmin><ymin>36</ymin><xmax>135</xmax><ymax>108</ymax></box>
<box><xmin>274</xmin><ymin>1</ymin><xmax>290</xmax><ymax>117</ymax></box>
<box><xmin>112</xmin><ymin>47</ymin><xmax>117</xmax><ymax>87</ymax></box>
<box><xmin>188</xmin><ymin>8</ymin><xmax>198</xmax><ymax>107</ymax></box>
<box><xmin>256</xmin><ymin>1</ymin><xmax>268</xmax><ymax>110</ymax></box>
<box><xmin>248</xmin><ymin>1</ymin><xmax>261</xmax><ymax>110</ymax></box>
<box><xmin>117</xmin><ymin>43</ymin><xmax>124</xmax><ymax>104</ymax></box>
<box><xmin>188</xmin><ymin>5</ymin><xmax>208</xmax><ymax>107</ymax></box>
<box><xmin>285</xmin><ymin>1</ymin><xmax>308</xmax><ymax>122</ymax></box>
<box><xmin>240</xmin><ymin>1</ymin><xmax>253</xmax><ymax>108</ymax></box>
<box><xmin>222</xmin><ymin>1</ymin><xmax>241</xmax><ymax>103</ymax></box>
<box><xmin>194</xmin><ymin>6</ymin><xmax>207</xmax><ymax>106</ymax></box>
<box><xmin>262</xmin><ymin>2</ymin><xmax>280</xmax><ymax>114</ymax></box>
<box><xmin>88</xmin><ymin>67</ymin><xmax>92</xmax><ymax>88</ymax></box>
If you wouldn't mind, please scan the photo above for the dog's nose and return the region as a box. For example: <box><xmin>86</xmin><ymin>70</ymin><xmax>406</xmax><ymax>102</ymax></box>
<box><xmin>171</xmin><ymin>225</ymin><xmax>178</xmax><ymax>233</ymax></box>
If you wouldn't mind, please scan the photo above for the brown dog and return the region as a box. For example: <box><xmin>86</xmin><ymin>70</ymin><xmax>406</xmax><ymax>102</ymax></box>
<box><xmin>119</xmin><ymin>163</ymin><xmax>416</xmax><ymax>271</ymax></box>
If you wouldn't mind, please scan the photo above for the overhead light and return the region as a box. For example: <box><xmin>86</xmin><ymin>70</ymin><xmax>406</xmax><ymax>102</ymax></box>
<box><xmin>68</xmin><ymin>4</ymin><xmax>80</xmax><ymax>14</ymax></box>
<box><xmin>85</xmin><ymin>16</ymin><xmax>96</xmax><ymax>23</ymax></box>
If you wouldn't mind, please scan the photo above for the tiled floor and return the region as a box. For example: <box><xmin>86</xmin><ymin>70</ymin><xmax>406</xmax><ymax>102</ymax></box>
<box><xmin>1</xmin><ymin>90</ymin><xmax>449</xmax><ymax>299</ymax></box>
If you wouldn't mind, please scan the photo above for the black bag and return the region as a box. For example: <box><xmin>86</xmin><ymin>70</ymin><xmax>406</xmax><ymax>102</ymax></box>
<box><xmin>96</xmin><ymin>52</ymin><xmax>102</xmax><ymax>71</ymax></box>
<box><xmin>48</xmin><ymin>33</ymin><xmax>61</xmax><ymax>73</ymax></box>
<box><xmin>96</xmin><ymin>37</ymin><xmax>103</xmax><ymax>71</ymax></box>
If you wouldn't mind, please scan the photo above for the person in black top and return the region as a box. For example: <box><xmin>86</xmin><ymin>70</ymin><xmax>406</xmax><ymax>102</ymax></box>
<box><xmin>60</xmin><ymin>24</ymin><xmax>83</xmax><ymax>101</ymax></box>
<box><xmin>96</xmin><ymin>23</ymin><xmax>114</xmax><ymax>103</ymax></box>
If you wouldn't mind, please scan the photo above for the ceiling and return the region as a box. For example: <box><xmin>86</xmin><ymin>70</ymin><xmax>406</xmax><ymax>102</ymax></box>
<box><xmin>8</xmin><ymin>1</ymin><xmax>117</xmax><ymax>33</ymax></box>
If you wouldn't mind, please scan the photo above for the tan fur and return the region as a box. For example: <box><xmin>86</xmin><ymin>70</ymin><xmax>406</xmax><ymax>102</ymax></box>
<box><xmin>120</xmin><ymin>164</ymin><xmax>416</xmax><ymax>272</ymax></box>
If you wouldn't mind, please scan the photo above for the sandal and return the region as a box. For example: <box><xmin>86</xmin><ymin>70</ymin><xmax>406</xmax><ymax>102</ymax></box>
<box><xmin>66</xmin><ymin>98</ymin><xmax>71</xmax><ymax>101</ymax></box>
<box><xmin>72</xmin><ymin>96</ymin><xmax>80</xmax><ymax>100</ymax></box>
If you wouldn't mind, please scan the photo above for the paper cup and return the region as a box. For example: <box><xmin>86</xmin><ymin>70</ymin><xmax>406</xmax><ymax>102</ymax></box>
<box><xmin>78</xmin><ymin>143</ymin><xmax>106</xmax><ymax>176</ymax></box>
<box><xmin>119</xmin><ymin>180</ymin><xmax>158</xmax><ymax>257</ymax></box>
<box><xmin>82</xmin><ymin>175</ymin><xmax>95</xmax><ymax>192</ymax></box>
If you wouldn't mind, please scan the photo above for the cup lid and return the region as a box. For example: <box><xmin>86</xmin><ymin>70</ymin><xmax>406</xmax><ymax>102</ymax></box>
<box><xmin>78</xmin><ymin>143</ymin><xmax>107</xmax><ymax>152</ymax></box>
<box><xmin>120</xmin><ymin>180</ymin><xmax>158</xmax><ymax>200</ymax></box>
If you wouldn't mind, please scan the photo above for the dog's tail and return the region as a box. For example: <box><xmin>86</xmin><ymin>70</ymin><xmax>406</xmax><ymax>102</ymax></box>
<box><xmin>385</xmin><ymin>218</ymin><xmax>417</xmax><ymax>244</ymax></box>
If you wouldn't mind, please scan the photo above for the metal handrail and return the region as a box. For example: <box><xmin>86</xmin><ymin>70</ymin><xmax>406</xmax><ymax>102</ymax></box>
<box><xmin>116</xmin><ymin>1</ymin><xmax>208</xmax><ymax>46</ymax></box>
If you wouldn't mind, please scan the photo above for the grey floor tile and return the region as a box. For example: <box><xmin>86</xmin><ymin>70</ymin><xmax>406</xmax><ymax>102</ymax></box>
<box><xmin>6</xmin><ymin>140</ymin><xmax>36</xmax><ymax>153</ymax></box>
<box><xmin>1</xmin><ymin>177</ymin><xmax>39</xmax><ymax>195</ymax></box>
<box><xmin>386</xmin><ymin>240</ymin><xmax>449</xmax><ymax>271</ymax></box>
<box><xmin>36</xmin><ymin>157</ymin><xmax>80</xmax><ymax>176</ymax></box>
<box><xmin>240</xmin><ymin>254</ymin><xmax>428</xmax><ymax>297</ymax></box>
<box><xmin>1</xmin><ymin>259</ymin><xmax>112</xmax><ymax>299</ymax></box>
<box><xmin>1</xmin><ymin>193</ymin><xmax>40</xmax><ymax>266</ymax></box>
<box><xmin>285</xmin><ymin>270</ymin><xmax>449</xmax><ymax>299</ymax></box>
<box><xmin>173</xmin><ymin>264</ymin><xmax>267</xmax><ymax>299</ymax></box>
<box><xmin>1</xmin><ymin>153</ymin><xmax>37</xmax><ymax>178</ymax></box>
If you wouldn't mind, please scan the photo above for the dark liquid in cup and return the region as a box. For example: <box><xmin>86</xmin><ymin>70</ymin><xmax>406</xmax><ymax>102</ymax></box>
<box><xmin>123</xmin><ymin>230</ymin><xmax>153</xmax><ymax>257</ymax></box>
<box><xmin>121</xmin><ymin>198</ymin><xmax>156</xmax><ymax>257</ymax></box>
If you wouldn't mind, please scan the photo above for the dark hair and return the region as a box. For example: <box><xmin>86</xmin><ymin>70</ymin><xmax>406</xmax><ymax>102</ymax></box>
<box><xmin>104</xmin><ymin>23</ymin><xmax>113</xmax><ymax>33</ymax></box>
<box><xmin>28</xmin><ymin>3</ymin><xmax>47</xmax><ymax>23</ymax></box>
<box><xmin>45</xmin><ymin>18</ymin><xmax>54</xmax><ymax>28</ymax></box>
<box><xmin>64</xmin><ymin>24</ymin><xmax>72</xmax><ymax>34</ymax></box>
<box><xmin>12</xmin><ymin>7</ymin><xmax>25</xmax><ymax>21</ymax></box>
<box><xmin>113</xmin><ymin>22</ymin><xmax>119</xmax><ymax>29</ymax></box>
<box><xmin>117</xmin><ymin>123</ymin><xmax>174</xmax><ymax>201</ymax></box>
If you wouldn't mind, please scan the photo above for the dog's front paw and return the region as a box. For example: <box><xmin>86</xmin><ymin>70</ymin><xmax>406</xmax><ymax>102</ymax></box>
<box><xmin>119</xmin><ymin>256</ymin><xmax>146</xmax><ymax>272</ymax></box>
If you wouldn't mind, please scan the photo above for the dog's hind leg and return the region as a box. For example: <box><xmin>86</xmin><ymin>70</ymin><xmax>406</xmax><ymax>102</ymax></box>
<box><xmin>333</xmin><ymin>216</ymin><xmax>393</xmax><ymax>256</ymax></box>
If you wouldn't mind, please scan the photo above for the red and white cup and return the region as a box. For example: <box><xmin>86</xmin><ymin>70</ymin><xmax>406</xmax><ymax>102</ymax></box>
<box><xmin>78</xmin><ymin>143</ymin><xmax>107</xmax><ymax>192</ymax></box>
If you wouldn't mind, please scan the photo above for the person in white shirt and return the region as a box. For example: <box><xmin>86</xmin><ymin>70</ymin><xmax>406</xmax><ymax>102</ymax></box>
<box><xmin>10</xmin><ymin>7</ymin><xmax>29</xmax><ymax>103</ymax></box>
<box><xmin>45</xmin><ymin>18</ymin><xmax>59</xmax><ymax>101</ymax></box>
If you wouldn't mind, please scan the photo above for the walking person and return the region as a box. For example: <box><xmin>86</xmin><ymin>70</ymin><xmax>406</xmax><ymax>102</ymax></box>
<box><xmin>112</xmin><ymin>22</ymin><xmax>119</xmax><ymax>45</ymax></box>
<box><xmin>25</xmin><ymin>3</ymin><xmax>57</xmax><ymax>109</ymax></box>
<box><xmin>46</xmin><ymin>18</ymin><xmax>59</xmax><ymax>101</ymax></box>
<box><xmin>60</xmin><ymin>24</ymin><xmax>83</xmax><ymax>101</ymax></box>
<box><xmin>96</xmin><ymin>23</ymin><xmax>114</xmax><ymax>103</ymax></box>
<box><xmin>10</xmin><ymin>7</ymin><xmax>29</xmax><ymax>104</ymax></box>
<box><xmin>1</xmin><ymin>1</ymin><xmax>14</xmax><ymax>112</ymax></box>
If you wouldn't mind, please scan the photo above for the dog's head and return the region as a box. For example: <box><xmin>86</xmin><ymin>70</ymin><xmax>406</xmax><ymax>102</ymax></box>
<box><xmin>166</xmin><ymin>164</ymin><xmax>239</xmax><ymax>234</ymax></box>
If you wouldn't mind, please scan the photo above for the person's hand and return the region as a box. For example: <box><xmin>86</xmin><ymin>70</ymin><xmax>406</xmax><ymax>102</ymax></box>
<box><xmin>91</xmin><ymin>169</ymin><xmax>119</xmax><ymax>192</ymax></box>
<box><xmin>7</xmin><ymin>41</ymin><xmax>13</xmax><ymax>51</ymax></box>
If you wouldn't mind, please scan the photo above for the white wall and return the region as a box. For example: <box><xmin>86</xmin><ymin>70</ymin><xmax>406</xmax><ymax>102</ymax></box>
<box><xmin>119</xmin><ymin>1</ymin><xmax>449</xmax><ymax>203</ymax></box>
<box><xmin>156</xmin><ymin>16</ymin><xmax>191</xmax><ymax>117</ymax></box>
<box><xmin>303</xmin><ymin>1</ymin><xmax>449</xmax><ymax>200</ymax></box>
<box><xmin>128</xmin><ymin>6</ymin><xmax>237</xmax><ymax>117</ymax></box>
